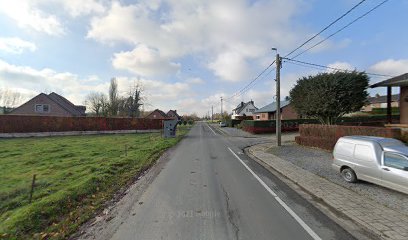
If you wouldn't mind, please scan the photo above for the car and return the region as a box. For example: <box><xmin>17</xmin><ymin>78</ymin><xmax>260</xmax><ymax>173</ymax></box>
<box><xmin>219</xmin><ymin>122</ymin><xmax>227</xmax><ymax>127</ymax></box>
<box><xmin>332</xmin><ymin>136</ymin><xmax>408</xmax><ymax>194</ymax></box>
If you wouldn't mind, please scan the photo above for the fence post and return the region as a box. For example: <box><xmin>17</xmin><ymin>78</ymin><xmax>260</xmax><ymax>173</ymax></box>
<box><xmin>29</xmin><ymin>174</ymin><xmax>36</xmax><ymax>203</ymax></box>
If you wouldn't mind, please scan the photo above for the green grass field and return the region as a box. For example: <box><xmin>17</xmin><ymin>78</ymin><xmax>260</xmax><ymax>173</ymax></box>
<box><xmin>0</xmin><ymin>126</ymin><xmax>190</xmax><ymax>239</ymax></box>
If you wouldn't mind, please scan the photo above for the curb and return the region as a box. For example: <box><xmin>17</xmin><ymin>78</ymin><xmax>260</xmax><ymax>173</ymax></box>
<box><xmin>246</xmin><ymin>143</ymin><xmax>408</xmax><ymax>240</ymax></box>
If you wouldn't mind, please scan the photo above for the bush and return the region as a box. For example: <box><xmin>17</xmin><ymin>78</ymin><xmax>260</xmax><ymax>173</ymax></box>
<box><xmin>183</xmin><ymin>120</ymin><xmax>187</xmax><ymax>125</ymax></box>
<box><xmin>187</xmin><ymin>120</ymin><xmax>193</xmax><ymax>125</ymax></box>
<box><xmin>239</xmin><ymin>115</ymin><xmax>400</xmax><ymax>134</ymax></box>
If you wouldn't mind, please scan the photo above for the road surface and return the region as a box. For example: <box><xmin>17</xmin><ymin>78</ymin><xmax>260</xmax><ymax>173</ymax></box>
<box><xmin>96</xmin><ymin>123</ymin><xmax>356</xmax><ymax>240</ymax></box>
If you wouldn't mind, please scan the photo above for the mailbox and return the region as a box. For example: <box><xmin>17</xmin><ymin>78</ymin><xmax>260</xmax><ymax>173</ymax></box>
<box><xmin>163</xmin><ymin>119</ymin><xmax>178</xmax><ymax>138</ymax></box>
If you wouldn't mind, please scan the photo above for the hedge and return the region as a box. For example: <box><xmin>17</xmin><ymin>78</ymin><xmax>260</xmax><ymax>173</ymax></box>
<box><xmin>240</xmin><ymin>119</ymin><xmax>319</xmax><ymax>134</ymax></box>
<box><xmin>240</xmin><ymin>115</ymin><xmax>400</xmax><ymax>134</ymax></box>
<box><xmin>0</xmin><ymin>115</ymin><xmax>163</xmax><ymax>133</ymax></box>
<box><xmin>226</xmin><ymin>119</ymin><xmax>243</xmax><ymax>127</ymax></box>
<box><xmin>295</xmin><ymin>124</ymin><xmax>402</xmax><ymax>150</ymax></box>
<box><xmin>370</xmin><ymin>107</ymin><xmax>399</xmax><ymax>115</ymax></box>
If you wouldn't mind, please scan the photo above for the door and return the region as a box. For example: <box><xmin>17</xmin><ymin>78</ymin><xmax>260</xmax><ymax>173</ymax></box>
<box><xmin>381</xmin><ymin>152</ymin><xmax>408</xmax><ymax>193</ymax></box>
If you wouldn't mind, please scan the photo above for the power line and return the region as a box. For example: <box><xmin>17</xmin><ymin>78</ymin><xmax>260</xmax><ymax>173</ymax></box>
<box><xmin>284</xmin><ymin>0</ymin><xmax>367</xmax><ymax>58</ymax></box>
<box><xmin>292</xmin><ymin>0</ymin><xmax>390</xmax><ymax>59</ymax></box>
<box><xmin>228</xmin><ymin>64</ymin><xmax>277</xmax><ymax>101</ymax></box>
<box><xmin>284</xmin><ymin>57</ymin><xmax>394</xmax><ymax>78</ymax></box>
<box><xmin>225</xmin><ymin>60</ymin><xmax>276</xmax><ymax>101</ymax></box>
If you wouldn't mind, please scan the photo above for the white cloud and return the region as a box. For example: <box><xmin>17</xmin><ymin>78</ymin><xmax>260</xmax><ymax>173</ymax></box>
<box><xmin>327</xmin><ymin>61</ymin><xmax>355</xmax><ymax>72</ymax></box>
<box><xmin>369</xmin><ymin>59</ymin><xmax>408</xmax><ymax>76</ymax></box>
<box><xmin>112</xmin><ymin>45</ymin><xmax>180</xmax><ymax>77</ymax></box>
<box><xmin>0</xmin><ymin>1</ymin><xmax>65</xmax><ymax>36</ymax></box>
<box><xmin>0</xmin><ymin>59</ymin><xmax>196</xmax><ymax>113</ymax></box>
<box><xmin>58</xmin><ymin>0</ymin><xmax>106</xmax><ymax>17</ymax></box>
<box><xmin>0</xmin><ymin>37</ymin><xmax>37</xmax><ymax>54</ymax></box>
<box><xmin>208</xmin><ymin>51</ymin><xmax>250</xmax><ymax>82</ymax></box>
<box><xmin>87</xmin><ymin>0</ymin><xmax>312</xmax><ymax>82</ymax></box>
<box><xmin>0</xmin><ymin>59</ymin><xmax>102</xmax><ymax>105</ymax></box>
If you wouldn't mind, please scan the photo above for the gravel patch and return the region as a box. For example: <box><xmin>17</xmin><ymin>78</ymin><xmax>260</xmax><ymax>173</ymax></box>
<box><xmin>267</xmin><ymin>144</ymin><xmax>408</xmax><ymax>217</ymax></box>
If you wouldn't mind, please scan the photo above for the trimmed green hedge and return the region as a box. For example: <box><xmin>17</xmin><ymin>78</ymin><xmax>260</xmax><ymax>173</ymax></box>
<box><xmin>370</xmin><ymin>108</ymin><xmax>399</xmax><ymax>115</ymax></box>
<box><xmin>240</xmin><ymin>115</ymin><xmax>400</xmax><ymax>134</ymax></box>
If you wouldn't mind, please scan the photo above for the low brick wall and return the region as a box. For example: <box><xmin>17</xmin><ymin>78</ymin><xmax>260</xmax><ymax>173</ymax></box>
<box><xmin>295</xmin><ymin>124</ymin><xmax>402</xmax><ymax>150</ymax></box>
<box><xmin>0</xmin><ymin>115</ymin><xmax>163</xmax><ymax>133</ymax></box>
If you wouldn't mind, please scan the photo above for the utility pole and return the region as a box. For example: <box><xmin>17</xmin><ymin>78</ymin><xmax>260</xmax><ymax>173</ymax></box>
<box><xmin>274</xmin><ymin>49</ymin><xmax>282</xmax><ymax>146</ymax></box>
<box><xmin>211</xmin><ymin>105</ymin><xmax>213</xmax><ymax>122</ymax></box>
<box><xmin>220</xmin><ymin>97</ymin><xmax>223</xmax><ymax>120</ymax></box>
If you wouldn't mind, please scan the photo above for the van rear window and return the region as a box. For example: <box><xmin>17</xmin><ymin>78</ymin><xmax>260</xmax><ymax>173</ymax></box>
<box><xmin>335</xmin><ymin>141</ymin><xmax>355</xmax><ymax>157</ymax></box>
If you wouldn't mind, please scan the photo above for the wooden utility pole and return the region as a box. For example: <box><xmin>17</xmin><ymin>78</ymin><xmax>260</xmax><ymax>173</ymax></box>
<box><xmin>211</xmin><ymin>106</ymin><xmax>213</xmax><ymax>122</ymax></box>
<box><xmin>220</xmin><ymin>97</ymin><xmax>223</xmax><ymax>120</ymax></box>
<box><xmin>275</xmin><ymin>53</ymin><xmax>282</xmax><ymax>146</ymax></box>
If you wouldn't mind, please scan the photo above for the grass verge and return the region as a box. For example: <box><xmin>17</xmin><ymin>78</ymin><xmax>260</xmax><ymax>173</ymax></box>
<box><xmin>0</xmin><ymin>125</ymin><xmax>191</xmax><ymax>240</ymax></box>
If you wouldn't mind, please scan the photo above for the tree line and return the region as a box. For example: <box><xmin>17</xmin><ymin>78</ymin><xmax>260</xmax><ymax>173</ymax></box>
<box><xmin>86</xmin><ymin>78</ymin><xmax>144</xmax><ymax>117</ymax></box>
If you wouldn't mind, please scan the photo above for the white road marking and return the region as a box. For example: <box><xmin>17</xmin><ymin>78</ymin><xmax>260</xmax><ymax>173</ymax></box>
<box><xmin>207</xmin><ymin>124</ymin><xmax>217</xmax><ymax>135</ymax></box>
<box><xmin>227</xmin><ymin>147</ymin><xmax>322</xmax><ymax>240</ymax></box>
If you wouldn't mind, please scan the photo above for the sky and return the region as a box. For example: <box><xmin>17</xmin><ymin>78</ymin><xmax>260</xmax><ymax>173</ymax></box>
<box><xmin>0</xmin><ymin>0</ymin><xmax>407</xmax><ymax>116</ymax></box>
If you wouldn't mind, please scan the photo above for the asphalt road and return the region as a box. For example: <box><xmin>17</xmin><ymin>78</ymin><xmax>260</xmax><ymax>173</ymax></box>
<box><xmin>109</xmin><ymin>122</ymin><xmax>355</xmax><ymax>240</ymax></box>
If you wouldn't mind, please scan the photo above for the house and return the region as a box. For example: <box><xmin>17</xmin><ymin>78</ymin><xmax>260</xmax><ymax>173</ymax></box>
<box><xmin>10</xmin><ymin>92</ymin><xmax>86</xmax><ymax>117</ymax></box>
<box><xmin>167</xmin><ymin>110</ymin><xmax>182</xmax><ymax>121</ymax></box>
<box><xmin>371</xmin><ymin>73</ymin><xmax>408</xmax><ymax>124</ymax></box>
<box><xmin>145</xmin><ymin>109</ymin><xmax>169</xmax><ymax>119</ymax></box>
<box><xmin>231</xmin><ymin>101</ymin><xmax>258</xmax><ymax>119</ymax></box>
<box><xmin>361</xmin><ymin>94</ymin><xmax>399</xmax><ymax>112</ymax></box>
<box><xmin>253</xmin><ymin>100</ymin><xmax>299</xmax><ymax>120</ymax></box>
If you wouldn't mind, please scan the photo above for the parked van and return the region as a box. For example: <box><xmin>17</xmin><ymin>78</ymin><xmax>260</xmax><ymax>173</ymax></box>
<box><xmin>332</xmin><ymin>136</ymin><xmax>408</xmax><ymax>194</ymax></box>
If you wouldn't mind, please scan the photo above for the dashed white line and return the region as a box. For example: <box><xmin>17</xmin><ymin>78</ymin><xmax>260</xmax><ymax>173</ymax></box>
<box><xmin>227</xmin><ymin>147</ymin><xmax>322</xmax><ymax>240</ymax></box>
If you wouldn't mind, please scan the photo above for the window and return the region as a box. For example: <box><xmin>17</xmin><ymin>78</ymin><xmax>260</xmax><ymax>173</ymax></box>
<box><xmin>256</xmin><ymin>115</ymin><xmax>260</xmax><ymax>119</ymax></box>
<box><xmin>35</xmin><ymin>104</ymin><xmax>50</xmax><ymax>113</ymax></box>
<box><xmin>384</xmin><ymin>152</ymin><xmax>408</xmax><ymax>170</ymax></box>
<box><xmin>248</xmin><ymin>109</ymin><xmax>254</xmax><ymax>112</ymax></box>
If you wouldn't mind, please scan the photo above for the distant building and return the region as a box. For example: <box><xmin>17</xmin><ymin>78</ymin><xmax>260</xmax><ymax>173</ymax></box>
<box><xmin>253</xmin><ymin>100</ymin><xmax>299</xmax><ymax>120</ymax></box>
<box><xmin>231</xmin><ymin>101</ymin><xmax>258</xmax><ymax>119</ymax></box>
<box><xmin>145</xmin><ymin>109</ymin><xmax>169</xmax><ymax>119</ymax></box>
<box><xmin>10</xmin><ymin>92</ymin><xmax>86</xmax><ymax>117</ymax></box>
<box><xmin>361</xmin><ymin>94</ymin><xmax>399</xmax><ymax>112</ymax></box>
<box><xmin>167</xmin><ymin>110</ymin><xmax>181</xmax><ymax>121</ymax></box>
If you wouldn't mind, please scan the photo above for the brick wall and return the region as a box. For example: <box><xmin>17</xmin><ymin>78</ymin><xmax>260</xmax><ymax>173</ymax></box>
<box><xmin>0</xmin><ymin>115</ymin><xmax>163</xmax><ymax>133</ymax></box>
<box><xmin>295</xmin><ymin>124</ymin><xmax>402</xmax><ymax>150</ymax></box>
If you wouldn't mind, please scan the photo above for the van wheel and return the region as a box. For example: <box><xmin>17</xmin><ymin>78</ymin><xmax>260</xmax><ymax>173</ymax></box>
<box><xmin>341</xmin><ymin>168</ymin><xmax>357</xmax><ymax>183</ymax></box>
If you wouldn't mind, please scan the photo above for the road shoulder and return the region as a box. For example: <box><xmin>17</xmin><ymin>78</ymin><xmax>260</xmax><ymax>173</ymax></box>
<box><xmin>247</xmin><ymin>143</ymin><xmax>408</xmax><ymax>240</ymax></box>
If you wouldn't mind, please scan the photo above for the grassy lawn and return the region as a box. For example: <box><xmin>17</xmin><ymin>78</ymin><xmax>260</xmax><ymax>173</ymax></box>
<box><xmin>0</xmin><ymin>125</ymin><xmax>191</xmax><ymax>240</ymax></box>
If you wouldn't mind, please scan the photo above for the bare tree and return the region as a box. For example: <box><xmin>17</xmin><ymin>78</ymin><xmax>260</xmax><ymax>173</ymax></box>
<box><xmin>124</xmin><ymin>82</ymin><xmax>143</xmax><ymax>117</ymax></box>
<box><xmin>0</xmin><ymin>88</ymin><xmax>23</xmax><ymax>111</ymax></box>
<box><xmin>85</xmin><ymin>92</ymin><xmax>106</xmax><ymax>116</ymax></box>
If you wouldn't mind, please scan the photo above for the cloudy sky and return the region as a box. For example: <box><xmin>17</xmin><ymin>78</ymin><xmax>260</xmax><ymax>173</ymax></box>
<box><xmin>0</xmin><ymin>0</ymin><xmax>407</xmax><ymax>116</ymax></box>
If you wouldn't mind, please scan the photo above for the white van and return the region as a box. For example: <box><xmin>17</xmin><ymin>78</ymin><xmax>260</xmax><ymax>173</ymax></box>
<box><xmin>332</xmin><ymin>136</ymin><xmax>408</xmax><ymax>194</ymax></box>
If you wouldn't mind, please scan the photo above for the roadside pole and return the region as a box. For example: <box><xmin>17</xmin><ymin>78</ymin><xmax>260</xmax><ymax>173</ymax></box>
<box><xmin>275</xmin><ymin>53</ymin><xmax>282</xmax><ymax>146</ymax></box>
<box><xmin>220</xmin><ymin>97</ymin><xmax>223</xmax><ymax>120</ymax></box>
<box><xmin>211</xmin><ymin>106</ymin><xmax>213</xmax><ymax>122</ymax></box>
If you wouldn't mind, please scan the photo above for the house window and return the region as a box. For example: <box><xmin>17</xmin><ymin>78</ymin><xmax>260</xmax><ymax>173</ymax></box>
<box><xmin>35</xmin><ymin>104</ymin><xmax>50</xmax><ymax>113</ymax></box>
<box><xmin>256</xmin><ymin>115</ymin><xmax>260</xmax><ymax>119</ymax></box>
<box><xmin>249</xmin><ymin>109</ymin><xmax>254</xmax><ymax>112</ymax></box>
<box><xmin>153</xmin><ymin>114</ymin><xmax>156</xmax><ymax>118</ymax></box>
